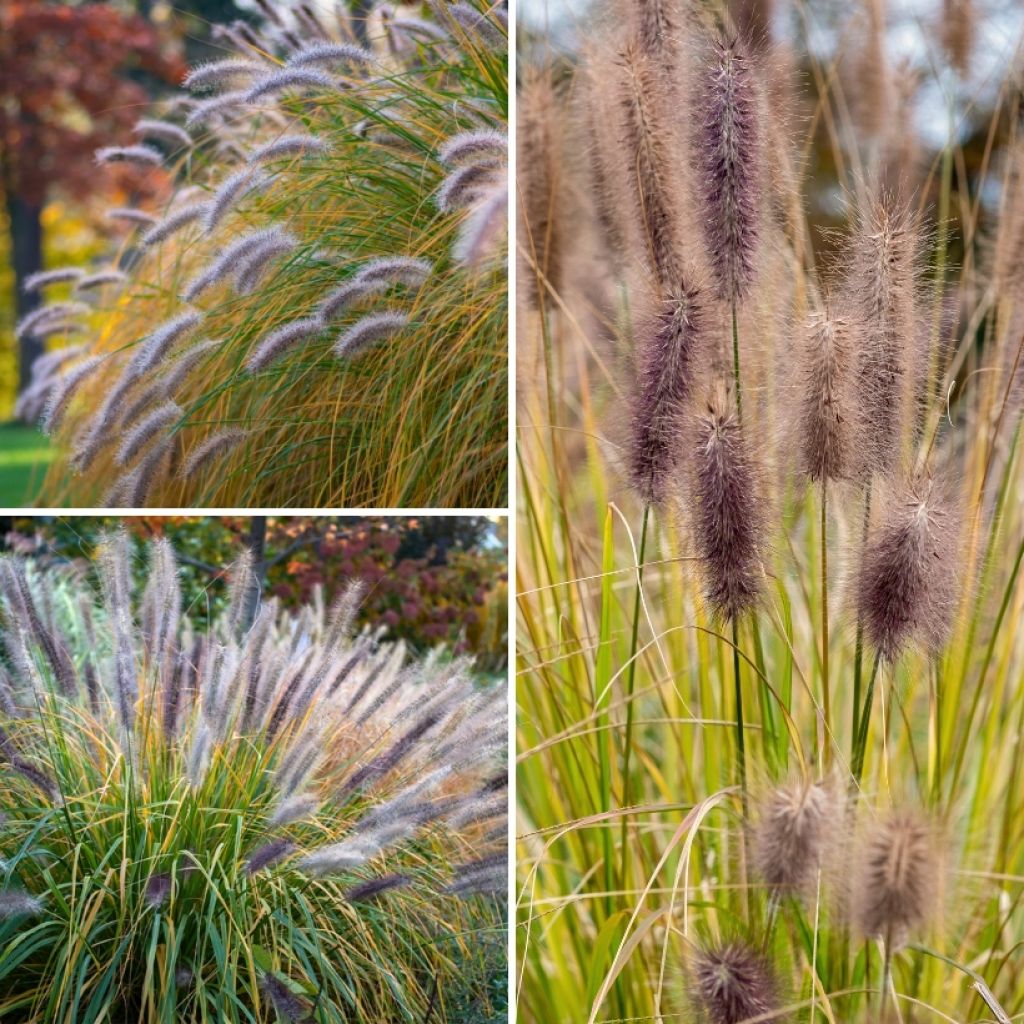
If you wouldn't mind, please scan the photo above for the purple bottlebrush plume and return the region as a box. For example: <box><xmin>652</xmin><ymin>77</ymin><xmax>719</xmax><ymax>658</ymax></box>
<box><xmin>246</xmin><ymin>317</ymin><xmax>325</xmax><ymax>373</ymax></box>
<box><xmin>183</xmin><ymin>58</ymin><xmax>264</xmax><ymax>92</ymax></box>
<box><xmin>180</xmin><ymin>428</ymin><xmax>247</xmax><ymax>481</ymax></box>
<box><xmin>453</xmin><ymin>183</ymin><xmax>507</xmax><ymax>267</ymax></box>
<box><xmin>268</xmin><ymin>794</ymin><xmax>319</xmax><ymax>828</ymax></box>
<box><xmin>247</xmin><ymin>134</ymin><xmax>331</xmax><ymax>166</ymax></box>
<box><xmin>439</xmin><ymin>129</ymin><xmax>507</xmax><ymax>165</ymax></box>
<box><xmin>184</xmin><ymin>228</ymin><xmax>297</xmax><ymax>302</ymax></box>
<box><xmin>160</xmin><ymin>339</ymin><xmax>219</xmax><ymax>397</ymax></box>
<box><xmin>852</xmin><ymin>807</ymin><xmax>943</xmax><ymax>948</ymax></box>
<box><xmin>355</xmin><ymin>257</ymin><xmax>432</xmax><ymax>288</ymax></box>
<box><xmin>689</xmin><ymin>940</ymin><xmax>782</xmax><ymax>1024</ymax></box>
<box><xmin>796</xmin><ymin>306</ymin><xmax>855</xmax><ymax>483</ymax></box>
<box><xmin>437</xmin><ymin>158</ymin><xmax>504</xmax><ymax>212</ymax></box>
<box><xmin>116</xmin><ymin>401</ymin><xmax>181</xmax><ymax>467</ymax></box>
<box><xmin>752</xmin><ymin>776</ymin><xmax>842</xmax><ymax>898</ymax></box>
<box><xmin>443</xmin><ymin>2</ymin><xmax>505</xmax><ymax>47</ymax></box>
<box><xmin>107</xmin><ymin>207</ymin><xmax>158</xmax><ymax>228</ymax></box>
<box><xmin>344</xmin><ymin>874</ymin><xmax>411</xmax><ymax>902</ymax></box>
<box><xmin>259</xmin><ymin>973</ymin><xmax>310</xmax><ymax>1023</ymax></box>
<box><xmin>445</xmin><ymin>851</ymin><xmax>507</xmax><ymax>898</ymax></box>
<box><xmin>627</xmin><ymin>277</ymin><xmax>706</xmax><ymax>505</ymax></box>
<box><xmin>294</xmin><ymin>2</ymin><xmax>329</xmax><ymax>39</ymax></box>
<box><xmin>855</xmin><ymin>474</ymin><xmax>962</xmax><ymax>661</ymax></box>
<box><xmin>631</xmin><ymin>0</ymin><xmax>683</xmax><ymax>67</ymax></box>
<box><xmin>243</xmin><ymin>68</ymin><xmax>338</xmax><ymax>104</ymax></box>
<box><xmin>205</xmin><ymin>168</ymin><xmax>271</xmax><ymax>234</ymax></box>
<box><xmin>319</xmin><ymin>280</ymin><xmax>387</xmax><ymax>321</ymax></box>
<box><xmin>41</xmin><ymin>356</ymin><xmax>104</xmax><ymax>435</ymax></box>
<box><xmin>95</xmin><ymin>144</ymin><xmax>164</xmax><ymax>167</ymax></box>
<box><xmin>245</xmin><ymin>838</ymin><xmax>296</xmax><ymax>876</ymax></box>
<box><xmin>693</xmin><ymin>36</ymin><xmax>763</xmax><ymax>304</ymax></box>
<box><xmin>334</xmin><ymin>311</ymin><xmax>408</xmax><ymax>360</ymax></box>
<box><xmin>391</xmin><ymin>16</ymin><xmax>449</xmax><ymax>45</ymax></box>
<box><xmin>0</xmin><ymin>891</ymin><xmax>43</xmax><ymax>919</ymax></box>
<box><xmin>184</xmin><ymin>90</ymin><xmax>250</xmax><ymax>129</ymax></box>
<box><xmin>110</xmin><ymin>439</ymin><xmax>173</xmax><ymax>506</ymax></box>
<box><xmin>252</xmin><ymin>0</ymin><xmax>285</xmax><ymax>26</ymax></box>
<box><xmin>144</xmin><ymin>872</ymin><xmax>172</xmax><ymax>908</ymax></box>
<box><xmin>689</xmin><ymin>391</ymin><xmax>766</xmax><ymax>621</ymax></box>
<box><xmin>142</xmin><ymin>203</ymin><xmax>210</xmax><ymax>248</ymax></box>
<box><xmin>75</xmin><ymin>270</ymin><xmax>127</xmax><ymax>292</ymax></box>
<box><xmin>234</xmin><ymin>234</ymin><xmax>299</xmax><ymax>295</ymax></box>
<box><xmin>131</xmin><ymin>312</ymin><xmax>203</xmax><ymax>375</ymax></box>
<box><xmin>15</xmin><ymin>302</ymin><xmax>91</xmax><ymax>341</ymax></box>
<box><xmin>133</xmin><ymin>118</ymin><xmax>193</xmax><ymax>150</ymax></box>
<box><xmin>23</xmin><ymin>267</ymin><xmax>83</xmax><ymax>293</ymax></box>
<box><xmin>846</xmin><ymin>188</ymin><xmax>923</xmax><ymax>479</ymax></box>
<box><xmin>616</xmin><ymin>44</ymin><xmax>684</xmax><ymax>289</ymax></box>
<box><xmin>285</xmin><ymin>41</ymin><xmax>375</xmax><ymax>70</ymax></box>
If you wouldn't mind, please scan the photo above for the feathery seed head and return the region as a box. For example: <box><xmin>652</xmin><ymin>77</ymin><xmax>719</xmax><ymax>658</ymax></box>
<box><xmin>855</xmin><ymin>474</ymin><xmax>962</xmax><ymax>661</ymax></box>
<box><xmin>694</xmin><ymin>36</ymin><xmax>762</xmax><ymax>303</ymax></box>
<box><xmin>107</xmin><ymin>207</ymin><xmax>158</xmax><ymax>228</ymax></box>
<box><xmin>797</xmin><ymin>307</ymin><xmax>855</xmax><ymax>483</ymax></box>
<box><xmin>133</xmin><ymin>118</ymin><xmax>193</xmax><ymax>150</ymax></box>
<box><xmin>344</xmin><ymin>874</ymin><xmax>411</xmax><ymax>901</ymax></box>
<box><xmin>75</xmin><ymin>270</ymin><xmax>127</xmax><ymax>292</ymax></box>
<box><xmin>180</xmin><ymin>429</ymin><xmax>247</xmax><ymax>481</ymax></box>
<box><xmin>183</xmin><ymin>58</ymin><xmax>264</xmax><ymax>92</ymax></box>
<box><xmin>246</xmin><ymin>838</ymin><xmax>296</xmax><ymax>876</ymax></box>
<box><xmin>690</xmin><ymin>941</ymin><xmax>782</xmax><ymax>1024</ymax></box>
<box><xmin>853</xmin><ymin>807</ymin><xmax>943</xmax><ymax>948</ymax></box>
<box><xmin>0</xmin><ymin>890</ymin><xmax>43</xmax><ymax>919</ymax></box>
<box><xmin>689</xmin><ymin>393</ymin><xmax>766</xmax><ymax>620</ymax></box>
<box><xmin>41</xmin><ymin>356</ymin><xmax>104</xmax><ymax>435</ymax></box>
<box><xmin>439</xmin><ymin>129</ymin><xmax>507</xmax><ymax>165</ymax></box>
<box><xmin>184</xmin><ymin>90</ymin><xmax>250</xmax><ymax>129</ymax></box>
<box><xmin>286</xmin><ymin>42</ymin><xmax>375</xmax><ymax>70</ymax></box>
<box><xmin>334</xmin><ymin>311</ymin><xmax>408</xmax><ymax>360</ymax></box>
<box><xmin>23</xmin><ymin>268</ymin><xmax>84</xmax><ymax>293</ymax></box>
<box><xmin>354</xmin><ymin>257</ymin><xmax>432</xmax><ymax>288</ymax></box>
<box><xmin>259</xmin><ymin>973</ymin><xmax>309</xmax><ymax>1023</ymax></box>
<box><xmin>244</xmin><ymin>68</ymin><xmax>337</xmax><ymax>104</ymax></box>
<box><xmin>95</xmin><ymin>144</ymin><xmax>164</xmax><ymax>167</ymax></box>
<box><xmin>116</xmin><ymin>402</ymin><xmax>181</xmax><ymax>467</ymax></box>
<box><xmin>628</xmin><ymin>277</ymin><xmax>706</xmax><ymax>505</ymax></box>
<box><xmin>753</xmin><ymin>777</ymin><xmax>842</xmax><ymax>897</ymax></box>
<box><xmin>248</xmin><ymin>134</ymin><xmax>331</xmax><ymax>166</ymax></box>
<box><xmin>205</xmin><ymin>168</ymin><xmax>271</xmax><ymax>234</ymax></box>
<box><xmin>246</xmin><ymin>317</ymin><xmax>325</xmax><ymax>374</ymax></box>
<box><xmin>616</xmin><ymin>43</ymin><xmax>683</xmax><ymax>289</ymax></box>
<box><xmin>142</xmin><ymin>203</ymin><xmax>209</xmax><ymax>248</ymax></box>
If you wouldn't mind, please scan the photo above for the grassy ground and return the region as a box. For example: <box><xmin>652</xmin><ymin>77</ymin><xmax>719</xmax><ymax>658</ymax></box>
<box><xmin>0</xmin><ymin>422</ymin><xmax>53</xmax><ymax>505</ymax></box>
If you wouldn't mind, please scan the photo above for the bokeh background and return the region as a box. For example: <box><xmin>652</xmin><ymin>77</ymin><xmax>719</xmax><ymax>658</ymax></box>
<box><xmin>0</xmin><ymin>0</ymin><xmax>381</xmax><ymax>502</ymax></box>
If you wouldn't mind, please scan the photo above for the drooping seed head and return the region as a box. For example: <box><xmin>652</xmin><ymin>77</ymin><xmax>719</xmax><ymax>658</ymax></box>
<box><xmin>0</xmin><ymin>890</ymin><xmax>43</xmax><ymax>919</ymax></box>
<box><xmin>247</xmin><ymin>317</ymin><xmax>325</xmax><ymax>373</ymax></box>
<box><xmin>259</xmin><ymin>973</ymin><xmax>309</xmax><ymax>1023</ymax></box>
<box><xmin>344</xmin><ymin>874</ymin><xmax>411</xmax><ymax>902</ymax></box>
<box><xmin>852</xmin><ymin>807</ymin><xmax>942</xmax><ymax>948</ymax></box>
<box><xmin>95</xmin><ymin>144</ymin><xmax>164</xmax><ymax>167</ymax></box>
<box><xmin>693</xmin><ymin>36</ymin><xmax>762</xmax><ymax>303</ymax></box>
<box><xmin>243</xmin><ymin>67</ymin><xmax>338</xmax><ymax>104</ymax></box>
<box><xmin>23</xmin><ymin>268</ymin><xmax>84</xmax><ymax>293</ymax></box>
<box><xmin>334</xmin><ymin>311</ymin><xmax>408</xmax><ymax>360</ymax></box>
<box><xmin>690</xmin><ymin>940</ymin><xmax>781</xmax><ymax>1024</ymax></box>
<box><xmin>75</xmin><ymin>270</ymin><xmax>127</xmax><ymax>292</ymax></box>
<box><xmin>180</xmin><ymin>429</ymin><xmax>247</xmax><ymax>481</ymax></box>
<box><xmin>248</xmin><ymin>134</ymin><xmax>331</xmax><ymax>165</ymax></box>
<box><xmin>689</xmin><ymin>393</ymin><xmax>765</xmax><ymax>621</ymax></box>
<box><xmin>245</xmin><ymin>838</ymin><xmax>296</xmax><ymax>876</ymax></box>
<box><xmin>142</xmin><ymin>203</ymin><xmax>209</xmax><ymax>248</ymax></box>
<box><xmin>855</xmin><ymin>475</ymin><xmax>961</xmax><ymax>661</ymax></box>
<box><xmin>183</xmin><ymin>58</ymin><xmax>264</xmax><ymax>92</ymax></box>
<box><xmin>285</xmin><ymin>41</ymin><xmax>375</xmax><ymax>70</ymax></box>
<box><xmin>133</xmin><ymin>118</ymin><xmax>193</xmax><ymax>151</ymax></box>
<box><xmin>628</xmin><ymin>277</ymin><xmax>706</xmax><ymax>505</ymax></box>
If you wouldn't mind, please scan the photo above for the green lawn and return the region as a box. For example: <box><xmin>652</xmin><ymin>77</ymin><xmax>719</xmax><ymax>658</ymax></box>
<box><xmin>0</xmin><ymin>421</ymin><xmax>53</xmax><ymax>506</ymax></box>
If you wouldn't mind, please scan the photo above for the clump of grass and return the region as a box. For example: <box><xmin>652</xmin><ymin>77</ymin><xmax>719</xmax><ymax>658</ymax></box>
<box><xmin>517</xmin><ymin>0</ymin><xmax>1024</xmax><ymax>1021</ymax></box>
<box><xmin>0</xmin><ymin>535</ymin><xmax>506</xmax><ymax>1021</ymax></box>
<box><xmin>20</xmin><ymin>0</ymin><xmax>507</xmax><ymax>508</ymax></box>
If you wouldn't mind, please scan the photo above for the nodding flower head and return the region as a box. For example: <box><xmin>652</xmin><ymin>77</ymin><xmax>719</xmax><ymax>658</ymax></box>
<box><xmin>693</xmin><ymin>37</ymin><xmax>762</xmax><ymax>303</ymax></box>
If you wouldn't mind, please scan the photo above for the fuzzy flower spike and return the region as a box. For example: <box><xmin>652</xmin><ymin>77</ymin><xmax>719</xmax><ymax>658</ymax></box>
<box><xmin>694</xmin><ymin>37</ymin><xmax>762</xmax><ymax>304</ymax></box>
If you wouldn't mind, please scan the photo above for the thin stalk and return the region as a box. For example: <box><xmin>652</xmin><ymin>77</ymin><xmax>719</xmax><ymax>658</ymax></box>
<box><xmin>852</xmin><ymin>652</ymin><xmax>882</xmax><ymax>787</ymax></box>
<box><xmin>881</xmin><ymin>933</ymin><xmax>894</xmax><ymax>1014</ymax></box>
<box><xmin>731</xmin><ymin>303</ymin><xmax>743</xmax><ymax>418</ymax></box>
<box><xmin>619</xmin><ymin>504</ymin><xmax>650</xmax><ymax>875</ymax></box>
<box><xmin>820</xmin><ymin>481</ymin><xmax>831</xmax><ymax>767</ymax></box>
<box><xmin>733</xmin><ymin>616</ymin><xmax>746</xmax><ymax>799</ymax></box>
<box><xmin>852</xmin><ymin>484</ymin><xmax>873</xmax><ymax>751</ymax></box>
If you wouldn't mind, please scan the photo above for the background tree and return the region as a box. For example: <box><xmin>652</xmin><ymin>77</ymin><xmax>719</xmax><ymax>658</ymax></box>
<box><xmin>0</xmin><ymin>2</ymin><xmax>182</xmax><ymax>390</ymax></box>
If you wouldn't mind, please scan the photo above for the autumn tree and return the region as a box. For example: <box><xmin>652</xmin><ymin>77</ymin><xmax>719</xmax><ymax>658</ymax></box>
<box><xmin>0</xmin><ymin>2</ymin><xmax>182</xmax><ymax>391</ymax></box>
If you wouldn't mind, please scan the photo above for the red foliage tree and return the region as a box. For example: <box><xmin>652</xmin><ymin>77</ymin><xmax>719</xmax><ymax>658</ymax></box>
<box><xmin>0</xmin><ymin>2</ymin><xmax>183</xmax><ymax>389</ymax></box>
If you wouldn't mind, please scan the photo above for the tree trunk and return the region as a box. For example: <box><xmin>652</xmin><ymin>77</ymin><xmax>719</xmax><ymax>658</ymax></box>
<box><xmin>7</xmin><ymin>192</ymin><xmax>44</xmax><ymax>394</ymax></box>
